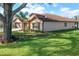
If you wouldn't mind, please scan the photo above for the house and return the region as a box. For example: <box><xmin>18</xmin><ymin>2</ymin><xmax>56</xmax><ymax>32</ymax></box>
<box><xmin>13</xmin><ymin>16</ymin><xmax>27</xmax><ymax>31</ymax></box>
<box><xmin>28</xmin><ymin>13</ymin><xmax>79</xmax><ymax>31</ymax></box>
<box><xmin>13</xmin><ymin>17</ymin><xmax>23</xmax><ymax>29</ymax></box>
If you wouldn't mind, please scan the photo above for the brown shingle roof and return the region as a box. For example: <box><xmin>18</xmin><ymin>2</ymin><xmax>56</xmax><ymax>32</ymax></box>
<box><xmin>29</xmin><ymin>13</ymin><xmax>79</xmax><ymax>22</ymax></box>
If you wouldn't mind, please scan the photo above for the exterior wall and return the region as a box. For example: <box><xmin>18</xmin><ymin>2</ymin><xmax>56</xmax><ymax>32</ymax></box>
<box><xmin>15</xmin><ymin>19</ymin><xmax>22</xmax><ymax>22</ymax></box>
<box><xmin>13</xmin><ymin>19</ymin><xmax>23</xmax><ymax>29</ymax></box>
<box><xmin>43</xmin><ymin>22</ymin><xmax>75</xmax><ymax>31</ymax></box>
<box><xmin>30</xmin><ymin>18</ymin><xmax>43</xmax><ymax>31</ymax></box>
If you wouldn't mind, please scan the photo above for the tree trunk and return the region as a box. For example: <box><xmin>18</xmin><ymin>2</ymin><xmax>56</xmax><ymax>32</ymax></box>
<box><xmin>0</xmin><ymin>3</ymin><xmax>26</xmax><ymax>43</ymax></box>
<box><xmin>3</xmin><ymin>3</ymin><xmax>13</xmax><ymax>42</ymax></box>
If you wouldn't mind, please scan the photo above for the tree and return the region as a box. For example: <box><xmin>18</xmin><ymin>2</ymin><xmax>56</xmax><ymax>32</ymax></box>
<box><xmin>0</xmin><ymin>3</ymin><xmax>27</xmax><ymax>43</ymax></box>
<box><xmin>16</xmin><ymin>11</ymin><xmax>28</xmax><ymax>20</ymax></box>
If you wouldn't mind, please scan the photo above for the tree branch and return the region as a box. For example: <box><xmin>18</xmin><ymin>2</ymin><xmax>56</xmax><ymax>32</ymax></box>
<box><xmin>0</xmin><ymin>13</ymin><xmax>5</xmax><ymax>21</ymax></box>
<box><xmin>12</xmin><ymin>3</ymin><xmax>15</xmax><ymax>7</ymax></box>
<box><xmin>0</xmin><ymin>3</ymin><xmax>3</xmax><ymax>8</ymax></box>
<box><xmin>12</xmin><ymin>3</ymin><xmax>27</xmax><ymax>16</ymax></box>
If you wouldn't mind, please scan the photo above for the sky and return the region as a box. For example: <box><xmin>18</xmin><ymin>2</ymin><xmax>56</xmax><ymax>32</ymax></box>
<box><xmin>0</xmin><ymin>3</ymin><xmax>79</xmax><ymax>18</ymax></box>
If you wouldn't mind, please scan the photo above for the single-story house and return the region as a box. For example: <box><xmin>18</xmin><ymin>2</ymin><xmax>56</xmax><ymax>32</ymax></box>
<box><xmin>13</xmin><ymin>16</ymin><xmax>27</xmax><ymax>31</ymax></box>
<box><xmin>13</xmin><ymin>17</ymin><xmax>23</xmax><ymax>29</ymax></box>
<box><xmin>13</xmin><ymin>18</ymin><xmax>23</xmax><ymax>28</ymax></box>
<box><xmin>28</xmin><ymin>13</ymin><xmax>79</xmax><ymax>31</ymax></box>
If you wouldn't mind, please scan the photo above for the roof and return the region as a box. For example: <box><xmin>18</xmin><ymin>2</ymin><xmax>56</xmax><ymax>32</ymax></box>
<box><xmin>29</xmin><ymin>13</ymin><xmax>79</xmax><ymax>22</ymax></box>
<box><xmin>13</xmin><ymin>18</ymin><xmax>23</xmax><ymax>22</ymax></box>
<box><xmin>13</xmin><ymin>16</ymin><xmax>27</xmax><ymax>23</ymax></box>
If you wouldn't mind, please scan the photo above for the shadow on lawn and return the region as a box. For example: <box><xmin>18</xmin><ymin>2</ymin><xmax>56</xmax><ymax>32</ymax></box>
<box><xmin>0</xmin><ymin>29</ymin><xmax>79</xmax><ymax>56</ymax></box>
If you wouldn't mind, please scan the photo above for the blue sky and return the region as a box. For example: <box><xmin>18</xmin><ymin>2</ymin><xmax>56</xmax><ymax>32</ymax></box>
<box><xmin>0</xmin><ymin>3</ymin><xmax>79</xmax><ymax>18</ymax></box>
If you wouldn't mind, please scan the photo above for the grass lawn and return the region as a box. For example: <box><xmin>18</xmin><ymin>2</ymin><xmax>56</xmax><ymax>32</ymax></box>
<box><xmin>0</xmin><ymin>29</ymin><xmax>79</xmax><ymax>56</ymax></box>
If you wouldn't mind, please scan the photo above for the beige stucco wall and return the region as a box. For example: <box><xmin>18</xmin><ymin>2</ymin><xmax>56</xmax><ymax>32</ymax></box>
<box><xmin>15</xmin><ymin>19</ymin><xmax>22</xmax><ymax>23</ymax></box>
<box><xmin>30</xmin><ymin>18</ymin><xmax>43</xmax><ymax>31</ymax></box>
<box><xmin>43</xmin><ymin>22</ymin><xmax>75</xmax><ymax>31</ymax></box>
<box><xmin>13</xmin><ymin>19</ymin><xmax>23</xmax><ymax>29</ymax></box>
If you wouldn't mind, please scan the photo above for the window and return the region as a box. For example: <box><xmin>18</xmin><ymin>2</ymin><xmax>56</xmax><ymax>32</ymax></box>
<box><xmin>15</xmin><ymin>23</ymin><xmax>21</xmax><ymax>28</ymax></box>
<box><xmin>32</xmin><ymin>22</ymin><xmax>40</xmax><ymax>30</ymax></box>
<box><xmin>64</xmin><ymin>22</ymin><xmax>67</xmax><ymax>27</ymax></box>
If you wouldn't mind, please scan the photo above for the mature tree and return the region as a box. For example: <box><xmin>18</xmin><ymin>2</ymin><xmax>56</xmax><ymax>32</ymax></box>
<box><xmin>0</xmin><ymin>3</ymin><xmax>27</xmax><ymax>43</ymax></box>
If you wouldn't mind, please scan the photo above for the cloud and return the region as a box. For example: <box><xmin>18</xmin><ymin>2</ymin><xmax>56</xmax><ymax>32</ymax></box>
<box><xmin>60</xmin><ymin>7</ymin><xmax>70</xmax><ymax>12</ymax></box>
<box><xmin>0</xmin><ymin>7</ymin><xmax>4</xmax><ymax>14</ymax></box>
<box><xmin>0</xmin><ymin>9</ymin><xmax>3</xmax><ymax>14</ymax></box>
<box><xmin>31</xmin><ymin>6</ymin><xmax>47</xmax><ymax>14</ymax></box>
<box><xmin>53</xmin><ymin>3</ymin><xmax>58</xmax><ymax>7</ymax></box>
<box><xmin>49</xmin><ymin>11</ymin><xmax>54</xmax><ymax>14</ymax></box>
<box><xmin>21</xmin><ymin>3</ymin><xmax>48</xmax><ymax>15</ymax></box>
<box><xmin>60</xmin><ymin>7</ymin><xmax>79</xmax><ymax>18</ymax></box>
<box><xmin>26</xmin><ymin>3</ymin><xmax>35</xmax><ymax>9</ymax></box>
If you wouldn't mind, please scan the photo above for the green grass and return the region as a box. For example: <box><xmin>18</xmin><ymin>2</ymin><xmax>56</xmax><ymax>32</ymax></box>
<box><xmin>0</xmin><ymin>29</ymin><xmax>79</xmax><ymax>56</ymax></box>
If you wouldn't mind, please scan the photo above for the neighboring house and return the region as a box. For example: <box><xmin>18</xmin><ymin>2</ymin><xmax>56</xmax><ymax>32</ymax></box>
<box><xmin>13</xmin><ymin>17</ymin><xmax>23</xmax><ymax>29</ymax></box>
<box><xmin>28</xmin><ymin>13</ymin><xmax>79</xmax><ymax>31</ymax></box>
<box><xmin>13</xmin><ymin>16</ymin><xmax>27</xmax><ymax>31</ymax></box>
